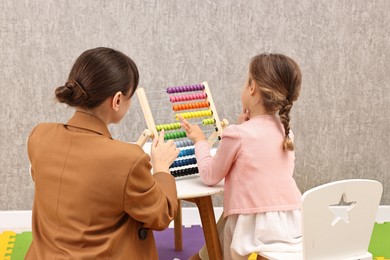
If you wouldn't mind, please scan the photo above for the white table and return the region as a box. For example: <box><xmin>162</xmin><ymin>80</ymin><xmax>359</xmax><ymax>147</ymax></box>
<box><xmin>175</xmin><ymin>176</ymin><xmax>224</xmax><ymax>259</ymax></box>
<box><xmin>176</xmin><ymin>175</ymin><xmax>224</xmax><ymax>200</ymax></box>
<box><xmin>141</xmin><ymin>143</ymin><xmax>224</xmax><ymax>259</ymax></box>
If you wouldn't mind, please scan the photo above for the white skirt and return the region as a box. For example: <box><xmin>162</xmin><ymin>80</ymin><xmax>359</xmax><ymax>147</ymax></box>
<box><xmin>199</xmin><ymin>210</ymin><xmax>302</xmax><ymax>260</ymax></box>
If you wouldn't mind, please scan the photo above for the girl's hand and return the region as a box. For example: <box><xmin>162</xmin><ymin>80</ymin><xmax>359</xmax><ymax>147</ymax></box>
<box><xmin>237</xmin><ymin>108</ymin><xmax>250</xmax><ymax>124</ymax></box>
<box><xmin>151</xmin><ymin>129</ymin><xmax>180</xmax><ymax>174</ymax></box>
<box><xmin>178</xmin><ymin>115</ymin><xmax>206</xmax><ymax>144</ymax></box>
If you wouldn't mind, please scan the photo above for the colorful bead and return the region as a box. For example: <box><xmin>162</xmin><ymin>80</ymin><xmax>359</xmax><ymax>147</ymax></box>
<box><xmin>166</xmin><ymin>84</ymin><xmax>205</xmax><ymax>94</ymax></box>
<box><xmin>169</xmin><ymin>93</ymin><xmax>207</xmax><ymax>103</ymax></box>
<box><xmin>202</xmin><ymin>118</ymin><xmax>215</xmax><ymax>125</ymax></box>
<box><xmin>170</xmin><ymin>167</ymin><xmax>199</xmax><ymax>177</ymax></box>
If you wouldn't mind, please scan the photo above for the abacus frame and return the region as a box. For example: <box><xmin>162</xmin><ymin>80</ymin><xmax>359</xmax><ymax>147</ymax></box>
<box><xmin>136</xmin><ymin>81</ymin><xmax>228</xmax><ymax>147</ymax></box>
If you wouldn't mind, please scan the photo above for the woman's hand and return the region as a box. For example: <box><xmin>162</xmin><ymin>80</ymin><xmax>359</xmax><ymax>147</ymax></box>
<box><xmin>237</xmin><ymin>108</ymin><xmax>250</xmax><ymax>124</ymax></box>
<box><xmin>178</xmin><ymin>115</ymin><xmax>206</xmax><ymax>144</ymax></box>
<box><xmin>151</xmin><ymin>130</ymin><xmax>180</xmax><ymax>174</ymax></box>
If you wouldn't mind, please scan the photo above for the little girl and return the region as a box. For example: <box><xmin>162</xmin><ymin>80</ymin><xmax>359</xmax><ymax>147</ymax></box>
<box><xmin>180</xmin><ymin>53</ymin><xmax>303</xmax><ymax>260</ymax></box>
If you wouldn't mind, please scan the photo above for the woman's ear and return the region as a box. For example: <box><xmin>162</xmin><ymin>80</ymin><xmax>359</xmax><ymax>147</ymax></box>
<box><xmin>111</xmin><ymin>91</ymin><xmax>122</xmax><ymax>111</ymax></box>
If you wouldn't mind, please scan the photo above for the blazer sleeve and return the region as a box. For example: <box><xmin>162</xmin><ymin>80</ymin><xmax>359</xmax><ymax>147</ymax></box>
<box><xmin>124</xmin><ymin>153</ymin><xmax>178</xmax><ymax>230</ymax></box>
<box><xmin>27</xmin><ymin>124</ymin><xmax>41</xmax><ymax>182</ymax></box>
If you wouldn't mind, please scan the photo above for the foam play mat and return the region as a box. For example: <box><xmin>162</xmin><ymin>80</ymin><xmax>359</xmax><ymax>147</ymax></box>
<box><xmin>0</xmin><ymin>231</ymin><xmax>32</xmax><ymax>259</ymax></box>
<box><xmin>0</xmin><ymin>226</ymin><xmax>204</xmax><ymax>260</ymax></box>
<box><xmin>369</xmin><ymin>222</ymin><xmax>390</xmax><ymax>259</ymax></box>
<box><xmin>0</xmin><ymin>223</ymin><xmax>389</xmax><ymax>259</ymax></box>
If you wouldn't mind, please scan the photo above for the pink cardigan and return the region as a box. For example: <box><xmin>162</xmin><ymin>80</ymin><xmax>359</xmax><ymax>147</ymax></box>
<box><xmin>195</xmin><ymin>115</ymin><xmax>302</xmax><ymax>217</ymax></box>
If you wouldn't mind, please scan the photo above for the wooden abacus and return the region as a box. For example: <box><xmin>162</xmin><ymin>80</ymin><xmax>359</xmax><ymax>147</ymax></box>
<box><xmin>136</xmin><ymin>81</ymin><xmax>228</xmax><ymax>178</ymax></box>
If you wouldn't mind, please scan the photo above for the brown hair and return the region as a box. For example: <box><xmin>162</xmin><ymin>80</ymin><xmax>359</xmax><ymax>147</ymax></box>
<box><xmin>249</xmin><ymin>53</ymin><xmax>302</xmax><ymax>151</ymax></box>
<box><xmin>55</xmin><ymin>47</ymin><xmax>139</xmax><ymax>108</ymax></box>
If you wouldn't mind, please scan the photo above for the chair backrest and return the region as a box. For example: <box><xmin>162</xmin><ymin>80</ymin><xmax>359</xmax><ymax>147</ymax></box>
<box><xmin>302</xmin><ymin>179</ymin><xmax>383</xmax><ymax>260</ymax></box>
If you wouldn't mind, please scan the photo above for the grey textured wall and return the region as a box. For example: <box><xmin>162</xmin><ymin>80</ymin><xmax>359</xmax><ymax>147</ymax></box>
<box><xmin>1</xmin><ymin>0</ymin><xmax>389</xmax><ymax>210</ymax></box>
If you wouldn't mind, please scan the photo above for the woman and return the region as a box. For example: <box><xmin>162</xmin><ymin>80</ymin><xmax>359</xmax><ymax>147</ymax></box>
<box><xmin>26</xmin><ymin>47</ymin><xmax>179</xmax><ymax>259</ymax></box>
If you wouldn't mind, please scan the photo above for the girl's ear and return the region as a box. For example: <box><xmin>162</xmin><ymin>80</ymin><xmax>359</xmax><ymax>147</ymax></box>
<box><xmin>249</xmin><ymin>83</ymin><xmax>257</xmax><ymax>96</ymax></box>
<box><xmin>111</xmin><ymin>91</ymin><xmax>122</xmax><ymax>111</ymax></box>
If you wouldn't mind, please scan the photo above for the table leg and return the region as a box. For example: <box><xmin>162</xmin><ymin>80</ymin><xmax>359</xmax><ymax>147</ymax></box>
<box><xmin>174</xmin><ymin>199</ymin><xmax>182</xmax><ymax>251</ymax></box>
<box><xmin>187</xmin><ymin>196</ymin><xmax>222</xmax><ymax>260</ymax></box>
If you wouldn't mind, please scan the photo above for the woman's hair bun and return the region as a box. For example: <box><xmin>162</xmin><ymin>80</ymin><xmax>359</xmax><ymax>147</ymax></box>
<box><xmin>55</xmin><ymin>80</ymin><xmax>88</xmax><ymax>107</ymax></box>
<box><xmin>55</xmin><ymin>47</ymin><xmax>139</xmax><ymax>109</ymax></box>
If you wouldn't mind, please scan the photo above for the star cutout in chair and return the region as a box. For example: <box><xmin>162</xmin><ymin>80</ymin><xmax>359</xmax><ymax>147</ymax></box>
<box><xmin>328</xmin><ymin>193</ymin><xmax>356</xmax><ymax>226</ymax></box>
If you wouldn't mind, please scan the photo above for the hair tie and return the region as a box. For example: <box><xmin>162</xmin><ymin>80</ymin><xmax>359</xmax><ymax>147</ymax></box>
<box><xmin>66</xmin><ymin>80</ymin><xmax>88</xmax><ymax>97</ymax></box>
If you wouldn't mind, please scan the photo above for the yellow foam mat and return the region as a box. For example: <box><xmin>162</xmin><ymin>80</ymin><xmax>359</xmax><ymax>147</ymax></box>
<box><xmin>0</xmin><ymin>231</ymin><xmax>16</xmax><ymax>259</ymax></box>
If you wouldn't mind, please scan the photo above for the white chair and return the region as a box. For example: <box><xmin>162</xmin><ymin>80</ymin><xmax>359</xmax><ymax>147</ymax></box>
<box><xmin>257</xmin><ymin>179</ymin><xmax>383</xmax><ymax>260</ymax></box>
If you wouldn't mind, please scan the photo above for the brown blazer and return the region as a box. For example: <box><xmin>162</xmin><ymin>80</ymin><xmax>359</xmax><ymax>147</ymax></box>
<box><xmin>26</xmin><ymin>111</ymin><xmax>178</xmax><ymax>259</ymax></box>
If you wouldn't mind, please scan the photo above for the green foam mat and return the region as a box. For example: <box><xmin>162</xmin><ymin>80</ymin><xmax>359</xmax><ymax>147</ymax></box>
<box><xmin>369</xmin><ymin>222</ymin><xmax>390</xmax><ymax>258</ymax></box>
<box><xmin>11</xmin><ymin>232</ymin><xmax>32</xmax><ymax>260</ymax></box>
